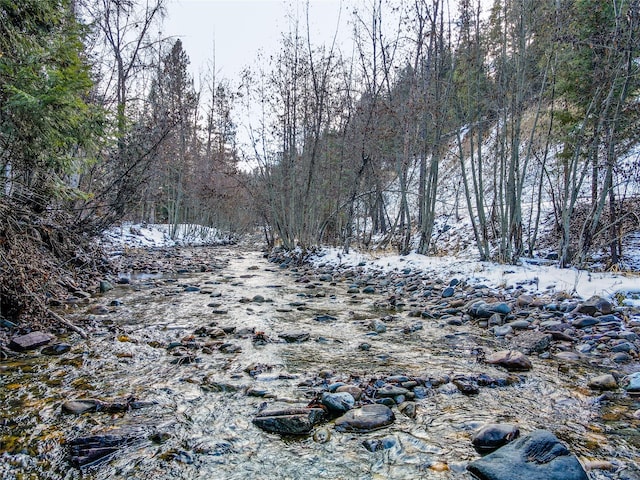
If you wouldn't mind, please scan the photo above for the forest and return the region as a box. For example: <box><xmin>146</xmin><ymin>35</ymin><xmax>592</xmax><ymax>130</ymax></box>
<box><xmin>1</xmin><ymin>0</ymin><xmax>639</xmax><ymax>321</ymax></box>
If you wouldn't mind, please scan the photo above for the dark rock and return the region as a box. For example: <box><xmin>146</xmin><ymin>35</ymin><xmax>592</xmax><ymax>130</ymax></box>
<box><xmin>362</xmin><ymin>436</ymin><xmax>397</xmax><ymax>452</ymax></box>
<box><xmin>612</xmin><ymin>352</ymin><xmax>631</xmax><ymax>363</ymax></box>
<box><xmin>442</xmin><ymin>287</ymin><xmax>455</xmax><ymax>298</ymax></box>
<box><xmin>68</xmin><ymin>433</ymin><xmax>139</xmax><ymax>467</ymax></box>
<box><xmin>321</xmin><ymin>392</ymin><xmax>355</xmax><ymax>414</ymax></box>
<box><xmin>471</xmin><ymin>424</ymin><xmax>520</xmax><ymax>453</ymax></box>
<box><xmin>489</xmin><ymin>303</ymin><xmax>512</xmax><ymax>315</ymax></box>
<box><xmin>279</xmin><ymin>331</ymin><xmax>310</xmax><ymax>343</ymax></box>
<box><xmin>252</xmin><ymin>407</ymin><xmax>326</xmax><ymax>435</ymax></box>
<box><xmin>611</xmin><ymin>341</ymin><xmax>635</xmax><ymax>353</ymax></box>
<box><xmin>376</xmin><ymin>384</ymin><xmax>409</xmax><ymax>398</ymax></box>
<box><xmin>572</xmin><ymin>316</ymin><xmax>600</xmax><ymax>328</ymax></box>
<box><xmin>453</xmin><ymin>376</ymin><xmax>479</xmax><ymax>395</ymax></box>
<box><xmin>486</xmin><ymin>350</ymin><xmax>532</xmax><ymax>371</ymax></box>
<box><xmin>9</xmin><ymin>331</ymin><xmax>55</xmax><ymax>351</ymax></box>
<box><xmin>41</xmin><ymin>343</ymin><xmax>72</xmax><ymax>355</ymax></box>
<box><xmin>511</xmin><ymin>331</ymin><xmax>552</xmax><ymax>354</ymax></box>
<box><xmin>219</xmin><ymin>343</ymin><xmax>242</xmax><ymax>353</ymax></box>
<box><xmin>363</xmin><ymin>286</ymin><xmax>376</xmax><ymax>294</ymax></box>
<box><xmin>334</xmin><ymin>404</ymin><xmax>395</xmax><ymax>432</ymax></box>
<box><xmin>467</xmin><ymin>429</ymin><xmax>588</xmax><ymax>480</ymax></box>
<box><xmin>398</xmin><ymin>401</ymin><xmax>417</xmax><ymax>419</ymax></box>
<box><xmin>315</xmin><ymin>314</ymin><xmax>338</xmax><ymax>322</ymax></box>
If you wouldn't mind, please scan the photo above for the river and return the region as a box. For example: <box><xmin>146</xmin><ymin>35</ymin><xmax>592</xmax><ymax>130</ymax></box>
<box><xmin>1</xmin><ymin>246</ymin><xmax>639</xmax><ymax>479</ymax></box>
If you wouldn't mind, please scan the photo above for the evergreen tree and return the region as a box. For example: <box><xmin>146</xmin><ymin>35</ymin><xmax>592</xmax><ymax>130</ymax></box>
<box><xmin>0</xmin><ymin>0</ymin><xmax>101</xmax><ymax>209</ymax></box>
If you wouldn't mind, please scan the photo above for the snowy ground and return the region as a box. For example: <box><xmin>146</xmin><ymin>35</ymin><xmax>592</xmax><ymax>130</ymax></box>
<box><xmin>101</xmin><ymin>223</ymin><xmax>640</xmax><ymax>308</ymax></box>
<box><xmin>309</xmin><ymin>247</ymin><xmax>640</xmax><ymax>308</ymax></box>
<box><xmin>101</xmin><ymin>223</ymin><xmax>230</xmax><ymax>249</ymax></box>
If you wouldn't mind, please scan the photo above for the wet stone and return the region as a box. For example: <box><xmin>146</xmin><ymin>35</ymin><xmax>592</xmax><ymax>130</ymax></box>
<box><xmin>321</xmin><ymin>391</ymin><xmax>355</xmax><ymax>414</ymax></box>
<box><xmin>511</xmin><ymin>331</ymin><xmax>552</xmax><ymax>354</ymax></box>
<box><xmin>368</xmin><ymin>319</ymin><xmax>387</xmax><ymax>334</ymax></box>
<box><xmin>612</xmin><ymin>352</ymin><xmax>631</xmax><ymax>363</ymax></box>
<box><xmin>485</xmin><ymin>350</ymin><xmax>532</xmax><ymax>371</ymax></box>
<box><xmin>68</xmin><ymin>432</ymin><xmax>140</xmax><ymax>467</ymax></box>
<box><xmin>362</xmin><ymin>436</ymin><xmax>397</xmax><ymax>452</ymax></box>
<box><xmin>334</xmin><ymin>404</ymin><xmax>395</xmax><ymax>432</ymax></box>
<box><xmin>62</xmin><ymin>399</ymin><xmax>102</xmax><ymax>415</ymax></box>
<box><xmin>442</xmin><ymin>287</ymin><xmax>455</xmax><ymax>298</ymax></box>
<box><xmin>467</xmin><ymin>429</ymin><xmax>589</xmax><ymax>480</ymax></box>
<box><xmin>279</xmin><ymin>331</ymin><xmax>310</xmax><ymax>343</ymax></box>
<box><xmin>572</xmin><ymin>316</ymin><xmax>600</xmax><ymax>328</ymax></box>
<box><xmin>336</xmin><ymin>385</ymin><xmax>363</xmax><ymax>401</ymax></box>
<box><xmin>41</xmin><ymin>343</ymin><xmax>72</xmax><ymax>355</ymax></box>
<box><xmin>588</xmin><ymin>374</ymin><xmax>618</xmax><ymax>391</ymax></box>
<box><xmin>376</xmin><ymin>384</ymin><xmax>409</xmax><ymax>398</ymax></box>
<box><xmin>9</xmin><ymin>331</ymin><xmax>55</xmax><ymax>351</ymax></box>
<box><xmin>453</xmin><ymin>376</ymin><xmax>479</xmax><ymax>395</ymax></box>
<box><xmin>398</xmin><ymin>401</ymin><xmax>417</xmax><ymax>419</ymax></box>
<box><xmin>252</xmin><ymin>407</ymin><xmax>326</xmax><ymax>435</ymax></box>
<box><xmin>471</xmin><ymin>423</ymin><xmax>520</xmax><ymax>453</ymax></box>
<box><xmin>624</xmin><ymin>372</ymin><xmax>640</xmax><ymax>394</ymax></box>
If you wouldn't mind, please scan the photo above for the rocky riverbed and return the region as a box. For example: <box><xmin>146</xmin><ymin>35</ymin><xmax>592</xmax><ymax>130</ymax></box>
<box><xmin>1</xmin><ymin>245</ymin><xmax>639</xmax><ymax>479</ymax></box>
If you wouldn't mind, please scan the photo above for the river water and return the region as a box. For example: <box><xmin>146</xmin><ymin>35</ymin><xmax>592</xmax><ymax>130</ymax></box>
<box><xmin>1</xmin><ymin>247</ymin><xmax>639</xmax><ymax>479</ymax></box>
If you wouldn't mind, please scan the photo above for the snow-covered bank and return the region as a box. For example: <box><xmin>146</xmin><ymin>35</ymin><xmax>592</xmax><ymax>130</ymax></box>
<box><xmin>309</xmin><ymin>248</ymin><xmax>640</xmax><ymax>308</ymax></box>
<box><xmin>101</xmin><ymin>223</ymin><xmax>639</xmax><ymax>307</ymax></box>
<box><xmin>101</xmin><ymin>223</ymin><xmax>231</xmax><ymax>249</ymax></box>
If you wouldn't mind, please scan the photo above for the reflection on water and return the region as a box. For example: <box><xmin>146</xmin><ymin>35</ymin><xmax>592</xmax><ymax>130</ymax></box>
<box><xmin>1</xmin><ymin>248</ymin><xmax>638</xmax><ymax>479</ymax></box>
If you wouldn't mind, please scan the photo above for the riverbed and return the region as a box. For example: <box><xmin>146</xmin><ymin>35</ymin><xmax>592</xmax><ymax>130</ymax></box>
<box><xmin>1</xmin><ymin>246</ymin><xmax>639</xmax><ymax>479</ymax></box>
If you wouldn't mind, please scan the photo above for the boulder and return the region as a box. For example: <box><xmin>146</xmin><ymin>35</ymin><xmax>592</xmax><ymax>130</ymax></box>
<box><xmin>467</xmin><ymin>430</ymin><xmax>588</xmax><ymax>480</ymax></box>
<box><xmin>471</xmin><ymin>424</ymin><xmax>520</xmax><ymax>453</ymax></box>
<box><xmin>334</xmin><ymin>404</ymin><xmax>395</xmax><ymax>432</ymax></box>
<box><xmin>321</xmin><ymin>392</ymin><xmax>355</xmax><ymax>414</ymax></box>
<box><xmin>511</xmin><ymin>331</ymin><xmax>552</xmax><ymax>354</ymax></box>
<box><xmin>624</xmin><ymin>372</ymin><xmax>640</xmax><ymax>394</ymax></box>
<box><xmin>9</xmin><ymin>331</ymin><xmax>55</xmax><ymax>351</ymax></box>
<box><xmin>252</xmin><ymin>407</ymin><xmax>325</xmax><ymax>435</ymax></box>
<box><xmin>486</xmin><ymin>350</ymin><xmax>532</xmax><ymax>371</ymax></box>
<box><xmin>588</xmin><ymin>374</ymin><xmax>618</xmax><ymax>391</ymax></box>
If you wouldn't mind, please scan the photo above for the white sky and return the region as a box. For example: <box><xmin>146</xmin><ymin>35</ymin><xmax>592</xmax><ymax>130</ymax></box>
<box><xmin>162</xmin><ymin>0</ymin><xmax>352</xmax><ymax>89</ymax></box>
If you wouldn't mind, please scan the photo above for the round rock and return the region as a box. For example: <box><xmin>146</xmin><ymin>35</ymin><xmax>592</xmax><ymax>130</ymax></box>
<box><xmin>334</xmin><ymin>404</ymin><xmax>395</xmax><ymax>432</ymax></box>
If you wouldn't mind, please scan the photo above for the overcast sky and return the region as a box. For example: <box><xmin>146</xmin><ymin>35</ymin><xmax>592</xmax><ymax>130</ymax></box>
<box><xmin>162</xmin><ymin>0</ymin><xmax>352</xmax><ymax>88</ymax></box>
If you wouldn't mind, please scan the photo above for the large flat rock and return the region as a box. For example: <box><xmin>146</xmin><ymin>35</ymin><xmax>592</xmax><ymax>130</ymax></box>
<box><xmin>252</xmin><ymin>407</ymin><xmax>325</xmax><ymax>435</ymax></box>
<box><xmin>9</xmin><ymin>331</ymin><xmax>55</xmax><ymax>351</ymax></box>
<box><xmin>334</xmin><ymin>404</ymin><xmax>395</xmax><ymax>432</ymax></box>
<box><xmin>467</xmin><ymin>430</ymin><xmax>588</xmax><ymax>480</ymax></box>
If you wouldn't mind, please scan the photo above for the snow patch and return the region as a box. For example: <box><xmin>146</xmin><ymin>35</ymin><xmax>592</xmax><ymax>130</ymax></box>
<box><xmin>310</xmin><ymin>247</ymin><xmax>640</xmax><ymax>303</ymax></box>
<box><xmin>101</xmin><ymin>223</ymin><xmax>228</xmax><ymax>250</ymax></box>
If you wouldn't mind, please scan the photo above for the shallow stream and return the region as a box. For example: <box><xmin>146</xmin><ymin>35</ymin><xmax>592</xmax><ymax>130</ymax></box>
<box><xmin>1</xmin><ymin>247</ymin><xmax>639</xmax><ymax>479</ymax></box>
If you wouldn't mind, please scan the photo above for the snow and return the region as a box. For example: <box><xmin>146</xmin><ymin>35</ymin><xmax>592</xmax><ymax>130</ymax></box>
<box><xmin>101</xmin><ymin>223</ymin><xmax>228</xmax><ymax>249</ymax></box>
<box><xmin>309</xmin><ymin>247</ymin><xmax>640</xmax><ymax>305</ymax></box>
